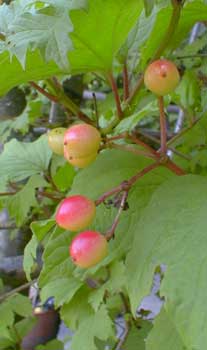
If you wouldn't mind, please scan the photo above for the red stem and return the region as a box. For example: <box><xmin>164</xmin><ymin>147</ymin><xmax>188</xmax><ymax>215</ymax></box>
<box><xmin>166</xmin><ymin>160</ymin><xmax>186</xmax><ymax>175</ymax></box>
<box><xmin>30</xmin><ymin>81</ymin><xmax>58</xmax><ymax>103</ymax></box>
<box><xmin>158</xmin><ymin>96</ymin><xmax>167</xmax><ymax>155</ymax></box>
<box><xmin>123</xmin><ymin>62</ymin><xmax>129</xmax><ymax>100</ymax></box>
<box><xmin>95</xmin><ymin>162</ymin><xmax>159</xmax><ymax>206</ymax></box>
<box><xmin>127</xmin><ymin>162</ymin><xmax>159</xmax><ymax>186</ymax></box>
<box><xmin>108</xmin><ymin>73</ymin><xmax>123</xmax><ymax>119</ymax></box>
<box><xmin>129</xmin><ymin>133</ymin><xmax>158</xmax><ymax>156</ymax></box>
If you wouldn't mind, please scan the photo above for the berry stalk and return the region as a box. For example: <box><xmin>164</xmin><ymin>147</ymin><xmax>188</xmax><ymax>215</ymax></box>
<box><xmin>158</xmin><ymin>96</ymin><xmax>167</xmax><ymax>155</ymax></box>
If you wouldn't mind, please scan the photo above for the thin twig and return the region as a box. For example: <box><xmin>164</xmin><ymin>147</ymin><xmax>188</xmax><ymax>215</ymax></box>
<box><xmin>108</xmin><ymin>73</ymin><xmax>123</xmax><ymax>119</ymax></box>
<box><xmin>30</xmin><ymin>82</ymin><xmax>58</xmax><ymax>103</ymax></box>
<box><xmin>134</xmin><ymin>130</ymin><xmax>191</xmax><ymax>161</ymax></box>
<box><xmin>129</xmin><ymin>132</ymin><xmax>158</xmax><ymax>156</ymax></box>
<box><xmin>0</xmin><ymin>191</ymin><xmax>17</xmax><ymax>196</ymax></box>
<box><xmin>0</xmin><ymin>280</ymin><xmax>37</xmax><ymax>302</ymax></box>
<box><xmin>177</xmin><ymin>53</ymin><xmax>207</xmax><ymax>59</ymax></box>
<box><xmin>44</xmin><ymin>171</ymin><xmax>59</xmax><ymax>192</ymax></box>
<box><xmin>165</xmin><ymin>159</ymin><xmax>186</xmax><ymax>175</ymax></box>
<box><xmin>38</xmin><ymin>190</ymin><xmax>64</xmax><ymax>201</ymax></box>
<box><xmin>105</xmin><ymin>191</ymin><xmax>128</xmax><ymax>240</ymax></box>
<box><xmin>108</xmin><ymin>142</ymin><xmax>157</xmax><ymax>160</ymax></box>
<box><xmin>105</xmin><ymin>132</ymin><xmax>128</xmax><ymax>142</ymax></box>
<box><xmin>105</xmin><ymin>132</ymin><xmax>158</xmax><ymax>157</ymax></box>
<box><xmin>0</xmin><ymin>224</ymin><xmax>16</xmax><ymax>230</ymax></box>
<box><xmin>113</xmin><ymin>293</ymin><xmax>132</xmax><ymax>350</ymax></box>
<box><xmin>95</xmin><ymin>162</ymin><xmax>159</xmax><ymax>206</ymax></box>
<box><xmin>114</xmin><ymin>322</ymin><xmax>130</xmax><ymax>350</ymax></box>
<box><xmin>167</xmin><ymin>117</ymin><xmax>200</xmax><ymax>146</ymax></box>
<box><xmin>168</xmin><ymin>147</ymin><xmax>192</xmax><ymax>161</ymax></box>
<box><xmin>127</xmin><ymin>74</ymin><xmax>144</xmax><ymax>105</ymax></box>
<box><xmin>92</xmin><ymin>92</ymin><xmax>99</xmax><ymax>129</ymax></box>
<box><xmin>123</xmin><ymin>62</ymin><xmax>130</xmax><ymax>100</ymax></box>
<box><xmin>158</xmin><ymin>96</ymin><xmax>167</xmax><ymax>155</ymax></box>
<box><xmin>48</xmin><ymin>77</ymin><xmax>94</xmax><ymax>125</ymax></box>
<box><xmin>127</xmin><ymin>162</ymin><xmax>160</xmax><ymax>186</ymax></box>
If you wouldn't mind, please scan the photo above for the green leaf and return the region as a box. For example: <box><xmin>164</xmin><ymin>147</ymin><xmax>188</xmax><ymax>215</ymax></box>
<box><xmin>175</xmin><ymin>70</ymin><xmax>200</xmax><ymax>109</ymax></box>
<box><xmin>9</xmin><ymin>12</ymin><xmax>73</xmax><ymax>69</ymax></box>
<box><xmin>141</xmin><ymin>1</ymin><xmax>207</xmax><ymax>66</ymax></box>
<box><xmin>61</xmin><ymin>286</ymin><xmax>94</xmax><ymax>331</ymax></box>
<box><xmin>0</xmin><ymin>0</ymin><xmax>85</xmax><ymax>69</ymax></box>
<box><xmin>9</xmin><ymin>294</ymin><xmax>33</xmax><ymax>317</ymax></box>
<box><xmin>118</xmin><ymin>7</ymin><xmax>157</xmax><ymax>62</ymax></box>
<box><xmin>123</xmin><ymin>321</ymin><xmax>152</xmax><ymax>350</ymax></box>
<box><xmin>70</xmin><ymin>305</ymin><xmax>114</xmax><ymax>350</ymax></box>
<box><xmin>0</xmin><ymin>301</ymin><xmax>14</xmax><ymax>327</ymax></box>
<box><xmin>115</xmin><ymin>101</ymin><xmax>158</xmax><ymax>134</ymax></box>
<box><xmin>23</xmin><ymin>234</ymin><xmax>38</xmax><ymax>280</ymax></box>
<box><xmin>146</xmin><ymin>308</ymin><xmax>184</xmax><ymax>350</ymax></box>
<box><xmin>0</xmin><ymin>336</ymin><xmax>14</xmax><ymax>349</ymax></box>
<box><xmin>41</xmin><ymin>277</ymin><xmax>82</xmax><ymax>307</ymax></box>
<box><xmin>0</xmin><ymin>293</ymin><xmax>32</xmax><ymax>341</ymax></box>
<box><xmin>53</xmin><ymin>162</ymin><xmax>76</xmax><ymax>191</ymax></box>
<box><xmin>36</xmin><ymin>339</ymin><xmax>64</xmax><ymax>350</ymax></box>
<box><xmin>171</xmin><ymin>116</ymin><xmax>207</xmax><ymax>153</ymax></box>
<box><xmin>6</xmin><ymin>175</ymin><xmax>47</xmax><ymax>226</ymax></box>
<box><xmin>0</xmin><ymin>50</ymin><xmax>65</xmax><ymax>96</ymax></box>
<box><xmin>39</xmin><ymin>228</ymin><xmax>83</xmax><ymax>307</ymax></box>
<box><xmin>31</xmin><ymin>218</ymin><xmax>56</xmax><ymax>241</ymax></box>
<box><xmin>0</xmin><ymin>135</ymin><xmax>52</xmax><ymax>182</ymax></box>
<box><xmin>15</xmin><ymin>317</ymin><xmax>37</xmax><ymax>339</ymax></box>
<box><xmin>39</xmin><ymin>228</ymin><xmax>73</xmax><ymax>286</ymax></box>
<box><xmin>126</xmin><ymin>175</ymin><xmax>207</xmax><ymax>349</ymax></box>
<box><xmin>88</xmin><ymin>261</ymin><xmax>126</xmax><ymax>311</ymax></box>
<box><xmin>69</xmin><ymin>0</ymin><xmax>143</xmax><ymax>73</ymax></box>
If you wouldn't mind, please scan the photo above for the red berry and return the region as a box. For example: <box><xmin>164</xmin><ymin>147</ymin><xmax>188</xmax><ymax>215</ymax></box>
<box><xmin>69</xmin><ymin>231</ymin><xmax>108</xmax><ymax>268</ymax></box>
<box><xmin>55</xmin><ymin>195</ymin><xmax>96</xmax><ymax>231</ymax></box>
<box><xmin>144</xmin><ymin>59</ymin><xmax>180</xmax><ymax>96</ymax></box>
<box><xmin>47</xmin><ymin>128</ymin><xmax>66</xmax><ymax>155</ymax></box>
<box><xmin>63</xmin><ymin>123</ymin><xmax>101</xmax><ymax>168</ymax></box>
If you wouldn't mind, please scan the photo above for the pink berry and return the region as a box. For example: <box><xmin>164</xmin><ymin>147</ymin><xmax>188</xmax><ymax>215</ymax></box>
<box><xmin>69</xmin><ymin>231</ymin><xmax>108</xmax><ymax>268</ymax></box>
<box><xmin>55</xmin><ymin>195</ymin><xmax>96</xmax><ymax>231</ymax></box>
<box><xmin>48</xmin><ymin>128</ymin><xmax>66</xmax><ymax>155</ymax></box>
<box><xmin>144</xmin><ymin>59</ymin><xmax>180</xmax><ymax>96</ymax></box>
<box><xmin>63</xmin><ymin>123</ymin><xmax>101</xmax><ymax>168</ymax></box>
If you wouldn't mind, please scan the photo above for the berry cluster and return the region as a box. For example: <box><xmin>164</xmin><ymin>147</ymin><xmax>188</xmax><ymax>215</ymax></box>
<box><xmin>47</xmin><ymin>59</ymin><xmax>180</xmax><ymax>269</ymax></box>
<box><xmin>48</xmin><ymin>123</ymin><xmax>107</xmax><ymax>268</ymax></box>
